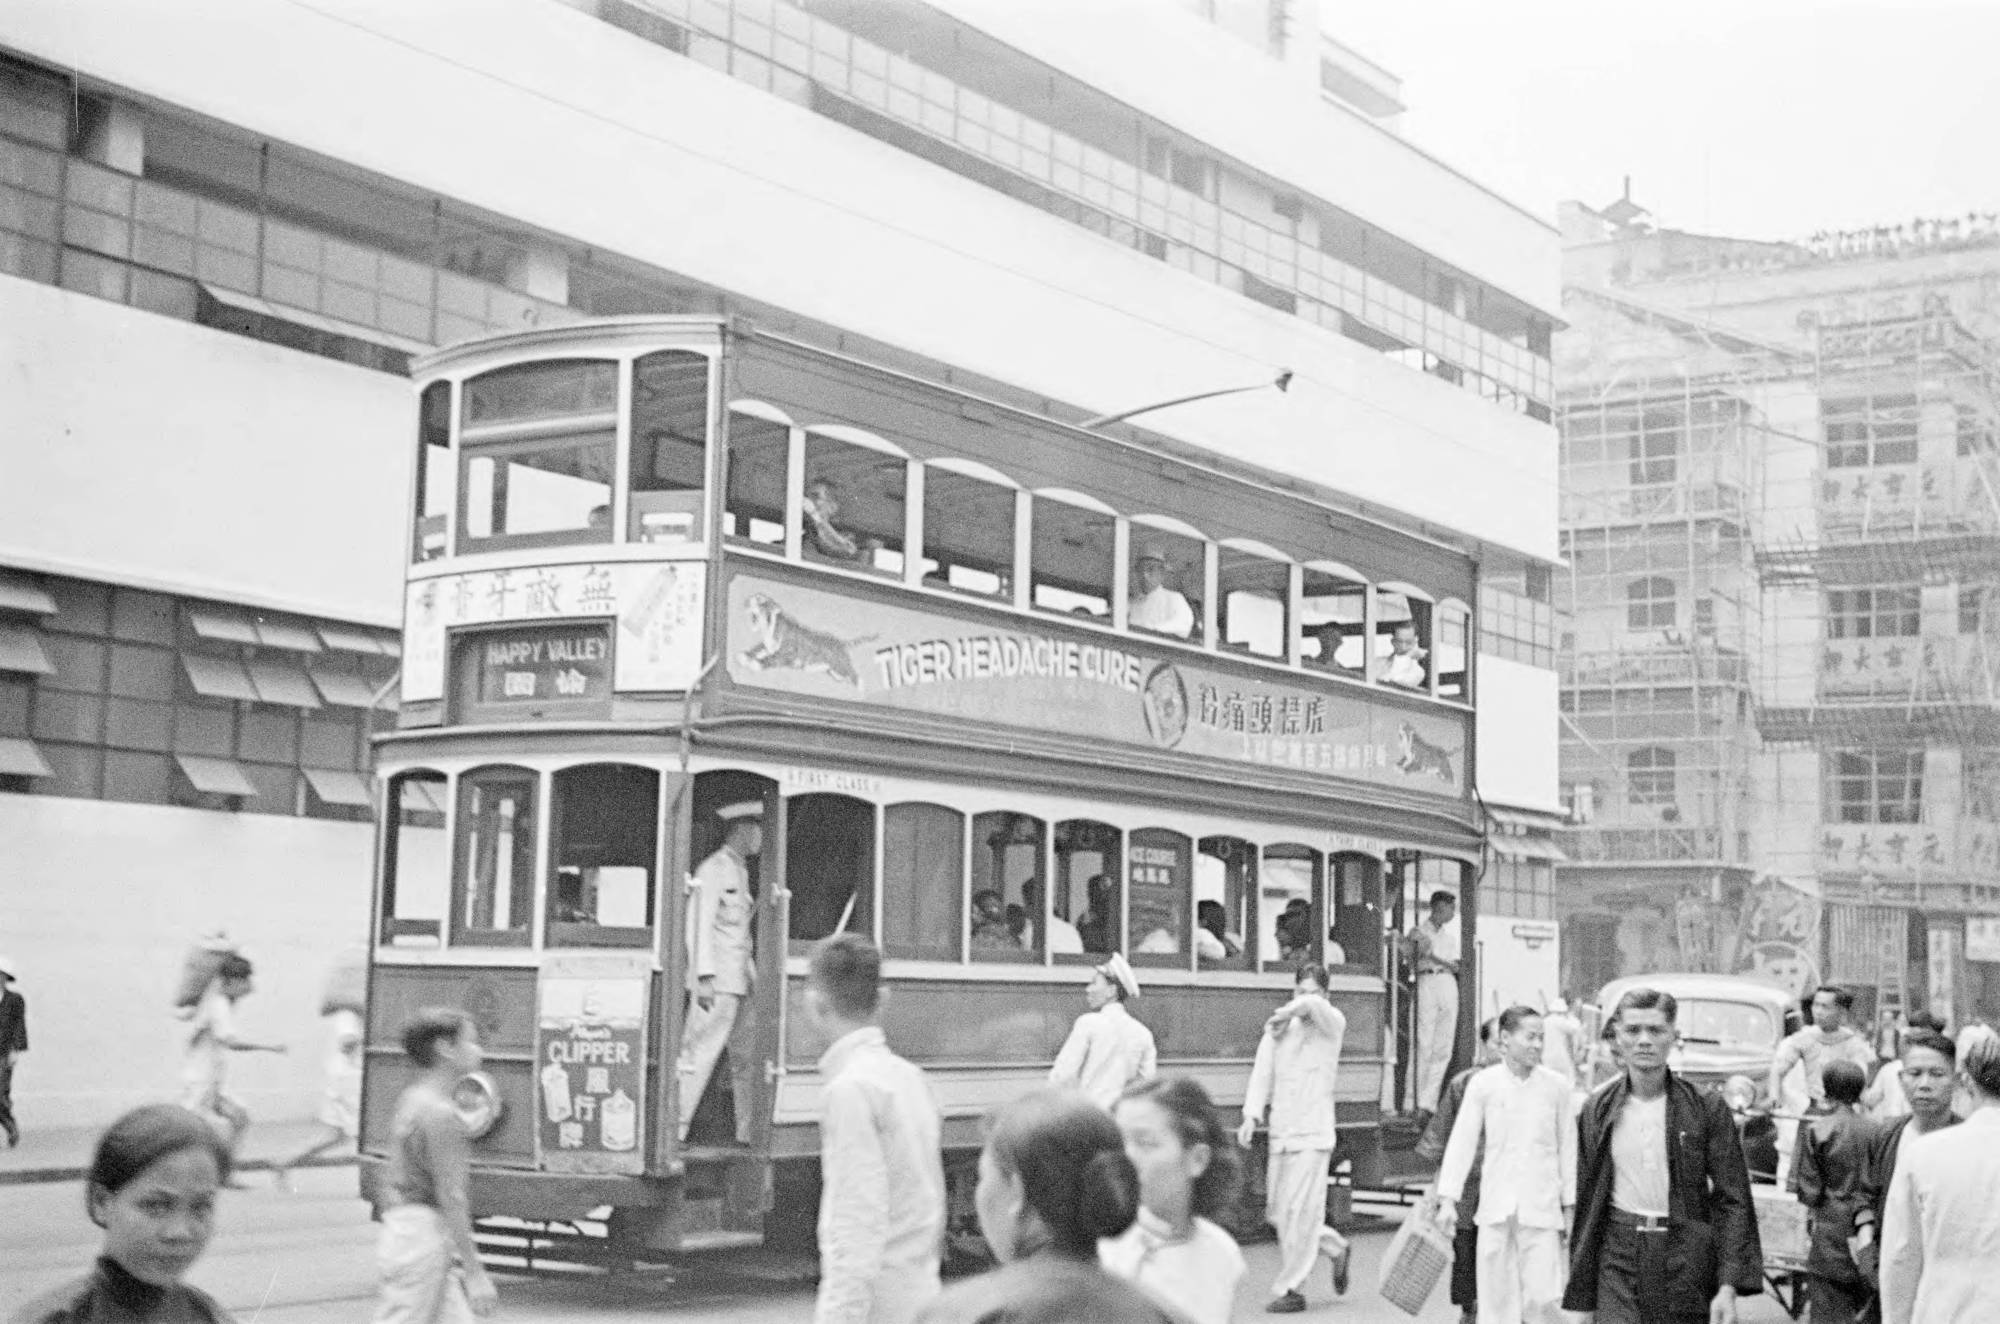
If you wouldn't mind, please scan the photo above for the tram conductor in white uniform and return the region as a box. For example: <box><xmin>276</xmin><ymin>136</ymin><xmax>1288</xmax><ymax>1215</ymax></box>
<box><xmin>679</xmin><ymin>799</ymin><xmax>762</xmax><ymax>1142</ymax></box>
<box><xmin>1407</xmin><ymin>889</ymin><xmax>1462</xmax><ymax>1125</ymax></box>
<box><xmin>1049</xmin><ymin>953</ymin><xmax>1157</xmax><ymax>1110</ymax></box>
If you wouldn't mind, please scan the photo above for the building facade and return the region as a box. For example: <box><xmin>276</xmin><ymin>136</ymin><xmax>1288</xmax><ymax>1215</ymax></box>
<box><xmin>1557</xmin><ymin>198</ymin><xmax>2000</xmax><ymax>1027</ymax></box>
<box><xmin>0</xmin><ymin>0</ymin><xmax>1559</xmax><ymax>1129</ymax></box>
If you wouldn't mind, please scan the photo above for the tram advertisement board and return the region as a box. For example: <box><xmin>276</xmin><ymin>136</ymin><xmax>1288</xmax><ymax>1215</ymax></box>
<box><xmin>724</xmin><ymin>573</ymin><xmax>1466</xmax><ymax>799</ymax></box>
<box><xmin>534</xmin><ymin>954</ymin><xmax>651</xmax><ymax>1175</ymax></box>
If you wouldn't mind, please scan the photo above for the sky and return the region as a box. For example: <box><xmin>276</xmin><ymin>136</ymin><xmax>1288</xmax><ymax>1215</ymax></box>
<box><xmin>1329</xmin><ymin>0</ymin><xmax>2000</xmax><ymax>241</ymax></box>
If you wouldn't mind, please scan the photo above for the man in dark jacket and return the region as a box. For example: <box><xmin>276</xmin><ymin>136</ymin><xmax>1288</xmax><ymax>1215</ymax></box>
<box><xmin>0</xmin><ymin>954</ymin><xmax>25</xmax><ymax>1148</ymax></box>
<box><xmin>1790</xmin><ymin>1060</ymin><xmax>1880</xmax><ymax>1324</ymax></box>
<box><xmin>1566</xmin><ymin>986</ymin><xmax>1762</xmax><ymax>1324</ymax></box>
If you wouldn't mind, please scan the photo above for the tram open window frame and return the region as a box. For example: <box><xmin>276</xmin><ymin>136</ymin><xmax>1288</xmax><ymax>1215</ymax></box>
<box><xmin>785</xmin><ymin>792</ymin><xmax>877</xmax><ymax>954</ymax></box>
<box><xmin>801</xmin><ymin>427</ymin><xmax>908</xmax><ymax>576</ymax></box>
<box><xmin>412</xmin><ymin>381</ymin><xmax>452</xmax><ymax>564</ymax></box>
<box><xmin>1327</xmin><ymin>852</ymin><xmax>1384</xmax><ymax>974</ymax></box>
<box><xmin>1372</xmin><ymin>583</ymin><xmax>1435</xmax><ymax>693</ymax></box>
<box><xmin>1217</xmin><ymin>540</ymin><xmax>1294</xmax><ymax>663</ymax></box>
<box><xmin>1053</xmin><ymin>819</ymin><xmax>1119</xmax><ymax>964</ymax></box>
<box><xmin>545</xmin><ymin>763</ymin><xmax>660</xmax><ymax>949</ymax></box>
<box><xmin>1126</xmin><ymin>517</ymin><xmax>1207</xmax><ymax>644</ymax></box>
<box><xmin>971</xmin><ymin>810</ymin><xmax>1045</xmax><ymax>965</ymax></box>
<box><xmin>449</xmin><ymin>764</ymin><xmax>539</xmax><ymax>948</ymax></box>
<box><xmin>1127</xmin><ymin>827</ymin><xmax>1193</xmax><ymax>970</ymax></box>
<box><xmin>627</xmin><ymin>349</ymin><xmax>712</xmax><ymax>546</ymax></box>
<box><xmin>1300</xmin><ymin>562</ymin><xmax>1369</xmax><ymax>678</ymax></box>
<box><xmin>1434</xmin><ymin>599</ymin><xmax>1471</xmax><ymax>701</ymax></box>
<box><xmin>457</xmin><ymin>359</ymin><xmax>619</xmax><ymax>555</ymax></box>
<box><xmin>1030</xmin><ymin>491</ymin><xmax>1117</xmax><ymax>623</ymax></box>
<box><xmin>1259</xmin><ymin>843</ymin><xmax>1322</xmax><ymax>973</ymax></box>
<box><xmin>882</xmin><ymin>801</ymin><xmax>964</xmax><ymax>963</ymax></box>
<box><xmin>379</xmin><ymin>768</ymin><xmax>449</xmax><ymax>946</ymax></box>
<box><xmin>723</xmin><ymin>404</ymin><xmax>792</xmax><ymax>550</ymax></box>
<box><xmin>1195</xmin><ymin>836</ymin><xmax>1256</xmax><ymax>972</ymax></box>
<box><xmin>921</xmin><ymin>460</ymin><xmax>1021</xmax><ymax>603</ymax></box>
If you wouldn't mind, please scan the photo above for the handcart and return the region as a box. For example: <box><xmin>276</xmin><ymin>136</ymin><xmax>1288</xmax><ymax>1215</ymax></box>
<box><xmin>1753</xmin><ymin>1184</ymin><xmax>1810</xmax><ymax>1320</ymax></box>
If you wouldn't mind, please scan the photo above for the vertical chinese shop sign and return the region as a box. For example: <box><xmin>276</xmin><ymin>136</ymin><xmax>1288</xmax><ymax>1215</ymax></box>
<box><xmin>535</xmin><ymin>954</ymin><xmax>652</xmax><ymax>1175</ymax></box>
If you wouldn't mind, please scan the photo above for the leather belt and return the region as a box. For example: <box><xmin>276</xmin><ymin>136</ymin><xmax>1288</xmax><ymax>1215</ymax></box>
<box><xmin>1607</xmin><ymin>1209</ymin><xmax>1673</xmax><ymax>1232</ymax></box>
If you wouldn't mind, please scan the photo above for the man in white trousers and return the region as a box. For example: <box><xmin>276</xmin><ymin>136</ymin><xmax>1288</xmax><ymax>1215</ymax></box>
<box><xmin>679</xmin><ymin>800</ymin><xmax>762</xmax><ymax>1141</ymax></box>
<box><xmin>1240</xmin><ymin>962</ymin><xmax>1352</xmax><ymax>1314</ymax></box>
<box><xmin>1436</xmin><ymin>1004</ymin><xmax>1576</xmax><ymax>1324</ymax></box>
<box><xmin>1407</xmin><ymin>889</ymin><xmax>1462</xmax><ymax>1124</ymax></box>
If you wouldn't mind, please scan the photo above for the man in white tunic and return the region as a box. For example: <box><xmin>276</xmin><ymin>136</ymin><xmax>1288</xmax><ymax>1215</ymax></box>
<box><xmin>1127</xmin><ymin>544</ymin><xmax>1195</xmax><ymax>639</ymax></box>
<box><xmin>1407</xmin><ymin>890</ymin><xmax>1462</xmax><ymax>1123</ymax></box>
<box><xmin>679</xmin><ymin>800</ymin><xmax>762</xmax><ymax>1141</ymax></box>
<box><xmin>1239</xmin><ymin>962</ymin><xmax>1352</xmax><ymax>1313</ymax></box>
<box><xmin>1049</xmin><ymin>953</ymin><xmax>1156</xmax><ymax>1110</ymax></box>
<box><xmin>1437</xmin><ymin>1005</ymin><xmax>1576</xmax><ymax>1324</ymax></box>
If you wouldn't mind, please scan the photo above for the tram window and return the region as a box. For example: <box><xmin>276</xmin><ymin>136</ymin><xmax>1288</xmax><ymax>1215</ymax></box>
<box><xmin>1219</xmin><ymin>547</ymin><xmax>1290</xmax><ymax>660</ymax></box>
<box><xmin>1436</xmin><ymin>603</ymin><xmax>1470</xmax><ymax>699</ymax></box>
<box><xmin>412</xmin><ymin>382</ymin><xmax>451</xmax><ymax>563</ymax></box>
<box><xmin>546</xmin><ymin>764</ymin><xmax>659</xmax><ymax>947</ymax></box>
<box><xmin>1260</xmin><ymin>844</ymin><xmax>1321</xmax><ymax>972</ymax></box>
<box><xmin>802</xmin><ymin>432</ymin><xmax>906</xmax><ymax>575</ymax></box>
<box><xmin>922</xmin><ymin>468</ymin><xmax>1017</xmax><ymax>600</ymax></box>
<box><xmin>380</xmin><ymin>769</ymin><xmax>448</xmax><ymax>945</ymax></box>
<box><xmin>1328</xmin><ymin>852</ymin><xmax>1383</xmax><ymax>974</ymax></box>
<box><xmin>1127</xmin><ymin>828</ymin><xmax>1192</xmax><ymax>967</ymax></box>
<box><xmin>463</xmin><ymin>359</ymin><xmax>618</xmax><ymax>427</ymax></box>
<box><xmin>1300</xmin><ymin>567</ymin><xmax>1368</xmax><ymax>676</ymax></box>
<box><xmin>882</xmin><ymin>802</ymin><xmax>963</xmax><ymax>962</ymax></box>
<box><xmin>1053</xmin><ymin>819</ymin><xmax>1120</xmax><ymax>962</ymax></box>
<box><xmin>787</xmin><ymin>793</ymin><xmax>876</xmax><ymax>951</ymax></box>
<box><xmin>971</xmin><ymin>811</ymin><xmax>1044</xmax><ymax>963</ymax></box>
<box><xmin>628</xmin><ymin>350</ymin><xmax>710</xmax><ymax>545</ymax></box>
<box><xmin>450</xmin><ymin>765</ymin><xmax>537</xmax><ymax>947</ymax></box>
<box><xmin>1127</xmin><ymin>528</ymin><xmax>1204</xmax><ymax>641</ymax></box>
<box><xmin>461</xmin><ymin>431</ymin><xmax>614</xmax><ymax>550</ymax></box>
<box><xmin>724</xmin><ymin>410</ymin><xmax>790</xmax><ymax>547</ymax></box>
<box><xmin>1195</xmin><ymin>836</ymin><xmax>1256</xmax><ymax>971</ymax></box>
<box><xmin>1030</xmin><ymin>496</ymin><xmax>1115</xmax><ymax>620</ymax></box>
<box><xmin>1372</xmin><ymin>589</ymin><xmax>1433</xmax><ymax>690</ymax></box>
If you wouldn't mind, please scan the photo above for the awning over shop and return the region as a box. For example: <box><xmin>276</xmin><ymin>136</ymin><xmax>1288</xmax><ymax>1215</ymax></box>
<box><xmin>304</xmin><ymin>768</ymin><xmax>373</xmax><ymax>807</ymax></box>
<box><xmin>0</xmin><ymin>623</ymin><xmax>53</xmax><ymax>676</ymax></box>
<box><xmin>0</xmin><ymin>575</ymin><xmax>57</xmax><ymax>616</ymax></box>
<box><xmin>175</xmin><ymin>755</ymin><xmax>257</xmax><ymax>797</ymax></box>
<box><xmin>1485</xmin><ymin>805</ymin><xmax>1572</xmax><ymax>833</ymax></box>
<box><xmin>201</xmin><ymin>285</ymin><xmax>431</xmax><ymax>355</ymax></box>
<box><xmin>182</xmin><ymin>654</ymin><xmax>258</xmax><ymax>702</ymax></box>
<box><xmin>310</xmin><ymin>669</ymin><xmax>382</xmax><ymax>708</ymax></box>
<box><xmin>0</xmin><ymin>737</ymin><xmax>52</xmax><ymax>777</ymax></box>
<box><xmin>254</xmin><ymin>619</ymin><xmax>324</xmax><ymax>653</ymax></box>
<box><xmin>317</xmin><ymin>624</ymin><xmax>392</xmax><ymax>655</ymax></box>
<box><xmin>248</xmin><ymin>660</ymin><xmax>323</xmax><ymax>709</ymax></box>
<box><xmin>187</xmin><ymin>608</ymin><xmax>261</xmax><ymax>645</ymax></box>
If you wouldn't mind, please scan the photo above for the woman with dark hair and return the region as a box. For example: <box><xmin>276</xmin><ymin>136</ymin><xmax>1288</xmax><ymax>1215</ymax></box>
<box><xmin>1879</xmin><ymin>1025</ymin><xmax>2000</xmax><ymax>1324</ymax></box>
<box><xmin>1101</xmin><ymin>1077</ymin><xmax>1245</xmax><ymax>1324</ymax></box>
<box><xmin>919</xmin><ymin>1091</ymin><xmax>1182</xmax><ymax>1324</ymax></box>
<box><xmin>13</xmin><ymin>1104</ymin><xmax>235</xmax><ymax>1324</ymax></box>
<box><xmin>1788</xmin><ymin>1059</ymin><xmax>1879</xmax><ymax>1324</ymax></box>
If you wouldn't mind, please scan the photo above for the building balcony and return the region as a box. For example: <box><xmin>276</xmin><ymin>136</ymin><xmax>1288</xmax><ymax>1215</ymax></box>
<box><xmin>1563</xmin><ymin>645</ymin><xmax>1750</xmax><ymax>688</ymax></box>
<box><xmin>1562</xmin><ymin>824</ymin><xmax>1746</xmax><ymax>867</ymax></box>
<box><xmin>1559</xmin><ymin>481</ymin><xmax>1750</xmax><ymax>530</ymax></box>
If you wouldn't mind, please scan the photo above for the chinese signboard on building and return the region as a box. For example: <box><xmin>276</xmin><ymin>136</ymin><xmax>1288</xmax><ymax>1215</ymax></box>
<box><xmin>723</xmin><ymin>574</ymin><xmax>1468</xmax><ymax>800</ymax></box>
<box><xmin>535</xmin><ymin>954</ymin><xmax>651</xmax><ymax>1175</ymax></box>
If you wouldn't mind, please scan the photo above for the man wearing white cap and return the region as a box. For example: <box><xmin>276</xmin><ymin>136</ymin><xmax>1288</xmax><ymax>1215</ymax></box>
<box><xmin>0</xmin><ymin>955</ymin><xmax>24</xmax><ymax>1148</ymax></box>
<box><xmin>679</xmin><ymin>800</ymin><xmax>764</xmax><ymax>1142</ymax></box>
<box><xmin>1127</xmin><ymin>544</ymin><xmax>1195</xmax><ymax>639</ymax></box>
<box><xmin>1049</xmin><ymin>953</ymin><xmax>1157</xmax><ymax>1110</ymax></box>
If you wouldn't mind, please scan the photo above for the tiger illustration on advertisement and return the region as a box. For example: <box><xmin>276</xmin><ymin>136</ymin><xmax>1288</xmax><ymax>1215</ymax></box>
<box><xmin>1394</xmin><ymin>721</ymin><xmax>1458</xmax><ymax>784</ymax></box>
<box><xmin>738</xmin><ymin>593</ymin><xmax>865</xmax><ymax>687</ymax></box>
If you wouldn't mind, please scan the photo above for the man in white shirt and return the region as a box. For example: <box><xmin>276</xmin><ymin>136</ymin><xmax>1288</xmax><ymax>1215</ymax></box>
<box><xmin>1049</xmin><ymin>953</ymin><xmax>1157</xmax><ymax>1109</ymax></box>
<box><xmin>1407</xmin><ymin>890</ymin><xmax>1463</xmax><ymax>1123</ymax></box>
<box><xmin>680</xmin><ymin>800</ymin><xmax>763</xmax><ymax>1141</ymax></box>
<box><xmin>1127</xmin><ymin>544</ymin><xmax>1195</xmax><ymax>639</ymax></box>
<box><xmin>1240</xmin><ymin>962</ymin><xmax>1352</xmax><ymax>1313</ymax></box>
<box><xmin>1375</xmin><ymin>623</ymin><xmax>1428</xmax><ymax>689</ymax></box>
<box><xmin>805</xmin><ymin>934</ymin><xmax>945</xmax><ymax>1324</ymax></box>
<box><xmin>1770</xmin><ymin>985</ymin><xmax>1877</xmax><ymax>1113</ymax></box>
<box><xmin>180</xmin><ymin>953</ymin><xmax>287</xmax><ymax>1163</ymax></box>
<box><xmin>1437</xmin><ymin>1006</ymin><xmax>1576</xmax><ymax>1324</ymax></box>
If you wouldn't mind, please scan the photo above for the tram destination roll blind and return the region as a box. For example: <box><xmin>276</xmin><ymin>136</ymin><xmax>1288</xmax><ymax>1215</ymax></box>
<box><xmin>464</xmin><ymin>621</ymin><xmax>612</xmax><ymax>707</ymax></box>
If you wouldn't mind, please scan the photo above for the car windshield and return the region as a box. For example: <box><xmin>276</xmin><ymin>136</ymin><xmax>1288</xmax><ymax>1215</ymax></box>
<box><xmin>1676</xmin><ymin>999</ymin><xmax>1778</xmax><ymax>1049</ymax></box>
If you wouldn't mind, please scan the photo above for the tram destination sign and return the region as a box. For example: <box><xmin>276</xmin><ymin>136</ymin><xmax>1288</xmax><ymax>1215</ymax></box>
<box><xmin>466</xmin><ymin>622</ymin><xmax>612</xmax><ymax>707</ymax></box>
<box><xmin>724</xmin><ymin>573</ymin><xmax>1467</xmax><ymax>799</ymax></box>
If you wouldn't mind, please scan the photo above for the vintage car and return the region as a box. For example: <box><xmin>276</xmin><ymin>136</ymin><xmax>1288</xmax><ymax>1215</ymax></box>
<box><xmin>1587</xmin><ymin>972</ymin><xmax>1801</xmax><ymax>1100</ymax></box>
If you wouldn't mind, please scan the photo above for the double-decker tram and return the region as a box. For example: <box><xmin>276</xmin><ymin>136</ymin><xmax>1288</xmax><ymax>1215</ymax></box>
<box><xmin>359</xmin><ymin>316</ymin><xmax>1486</xmax><ymax>1259</ymax></box>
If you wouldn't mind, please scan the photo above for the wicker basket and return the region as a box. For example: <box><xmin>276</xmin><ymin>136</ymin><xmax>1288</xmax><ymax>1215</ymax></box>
<box><xmin>1754</xmin><ymin>1185</ymin><xmax>1810</xmax><ymax>1271</ymax></box>
<box><xmin>1377</xmin><ymin>1200</ymin><xmax>1453</xmax><ymax>1317</ymax></box>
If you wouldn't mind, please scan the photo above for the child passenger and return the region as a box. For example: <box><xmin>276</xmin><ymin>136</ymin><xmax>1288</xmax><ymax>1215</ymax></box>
<box><xmin>14</xmin><ymin>1105</ymin><xmax>236</xmax><ymax>1324</ymax></box>
<box><xmin>1101</xmin><ymin>1077</ymin><xmax>1246</xmax><ymax>1324</ymax></box>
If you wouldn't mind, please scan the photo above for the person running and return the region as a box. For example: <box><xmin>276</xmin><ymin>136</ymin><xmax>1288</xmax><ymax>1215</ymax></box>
<box><xmin>1878</xmin><ymin>1024</ymin><xmax>2000</xmax><ymax>1324</ymax></box>
<box><xmin>12</xmin><ymin>1104</ymin><xmax>235</xmax><ymax>1324</ymax></box>
<box><xmin>273</xmin><ymin>1004</ymin><xmax>364</xmax><ymax>1190</ymax></box>
<box><xmin>1565</xmin><ymin>987</ymin><xmax>1762</xmax><ymax>1324</ymax></box>
<box><xmin>917</xmin><ymin>1090</ymin><xmax>1179</xmax><ymax>1324</ymax></box>
<box><xmin>373</xmin><ymin>1009</ymin><xmax>497</xmax><ymax>1324</ymax></box>
<box><xmin>1101</xmin><ymin>1077</ymin><xmax>1246</xmax><ymax>1324</ymax></box>
<box><xmin>1239</xmin><ymin>961</ymin><xmax>1351</xmax><ymax>1314</ymax></box>
<box><xmin>1789</xmin><ymin>1060</ymin><xmax>1880</xmax><ymax>1324</ymax></box>
<box><xmin>179</xmin><ymin>954</ymin><xmax>285</xmax><ymax>1165</ymax></box>
<box><xmin>1049</xmin><ymin>954</ymin><xmax>1156</xmax><ymax>1111</ymax></box>
<box><xmin>1436</xmin><ymin>1005</ymin><xmax>1576</xmax><ymax>1324</ymax></box>
<box><xmin>804</xmin><ymin>934</ymin><xmax>945</xmax><ymax>1324</ymax></box>
<box><xmin>1419</xmin><ymin>1019</ymin><xmax>1498</xmax><ymax>1324</ymax></box>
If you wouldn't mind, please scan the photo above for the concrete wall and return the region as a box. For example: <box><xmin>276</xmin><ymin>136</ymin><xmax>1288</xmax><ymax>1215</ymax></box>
<box><xmin>1474</xmin><ymin>654</ymin><xmax>1562</xmax><ymax>813</ymax></box>
<box><xmin>0</xmin><ymin>279</ymin><xmax>412</xmax><ymax>626</ymax></box>
<box><xmin>1</xmin><ymin>0</ymin><xmax>1560</xmax><ymax>563</ymax></box>
<box><xmin>0</xmin><ymin>795</ymin><xmax>374</xmax><ymax>1131</ymax></box>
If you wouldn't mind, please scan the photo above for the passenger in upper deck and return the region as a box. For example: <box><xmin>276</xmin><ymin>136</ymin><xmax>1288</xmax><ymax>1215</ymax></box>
<box><xmin>1375</xmin><ymin>623</ymin><xmax>1429</xmax><ymax>689</ymax></box>
<box><xmin>1127</xmin><ymin>545</ymin><xmax>1194</xmax><ymax>639</ymax></box>
<box><xmin>803</xmin><ymin>478</ymin><xmax>875</xmax><ymax>565</ymax></box>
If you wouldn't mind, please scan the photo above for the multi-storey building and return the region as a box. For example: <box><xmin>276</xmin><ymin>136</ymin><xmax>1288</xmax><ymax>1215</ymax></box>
<box><xmin>0</xmin><ymin>0</ymin><xmax>1560</xmax><ymax>1129</ymax></box>
<box><xmin>1558</xmin><ymin>194</ymin><xmax>2000</xmax><ymax>1026</ymax></box>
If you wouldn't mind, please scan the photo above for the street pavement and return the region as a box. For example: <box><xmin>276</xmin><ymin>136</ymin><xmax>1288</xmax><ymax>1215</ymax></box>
<box><xmin>2</xmin><ymin>1167</ymin><xmax>1802</xmax><ymax>1324</ymax></box>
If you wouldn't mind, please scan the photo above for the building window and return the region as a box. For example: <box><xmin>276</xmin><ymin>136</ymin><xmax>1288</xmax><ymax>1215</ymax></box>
<box><xmin>627</xmin><ymin>350</ymin><xmax>711</xmax><ymax>544</ymax></box>
<box><xmin>1627</xmin><ymin>577</ymin><xmax>1676</xmax><ymax>631</ymax></box>
<box><xmin>1627</xmin><ymin>746</ymin><xmax>1676</xmax><ymax>806</ymax></box>
<box><xmin>1829</xmin><ymin>750</ymin><xmax>1924</xmax><ymax>825</ymax></box>
<box><xmin>1823</xmin><ymin>393</ymin><xmax>1920</xmax><ymax>468</ymax></box>
<box><xmin>1029</xmin><ymin>493</ymin><xmax>1115</xmax><ymax>621</ymax></box>
<box><xmin>547</xmin><ymin>763</ymin><xmax>659</xmax><ymax>947</ymax></box>
<box><xmin>459</xmin><ymin>360</ymin><xmax>618</xmax><ymax>552</ymax></box>
<box><xmin>921</xmin><ymin>465</ymin><xmax>1017</xmax><ymax>600</ymax></box>
<box><xmin>1961</xmin><ymin>586</ymin><xmax>1987</xmax><ymax>636</ymax></box>
<box><xmin>1826</xmin><ymin>587</ymin><xmax>1922</xmax><ymax>639</ymax></box>
<box><xmin>1627</xmin><ymin>409</ymin><xmax>1679</xmax><ymax>486</ymax></box>
<box><xmin>724</xmin><ymin>409</ymin><xmax>790</xmax><ymax>547</ymax></box>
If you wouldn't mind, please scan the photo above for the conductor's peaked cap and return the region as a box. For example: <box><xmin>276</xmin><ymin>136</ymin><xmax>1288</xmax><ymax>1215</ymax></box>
<box><xmin>716</xmin><ymin>801</ymin><xmax>764</xmax><ymax>822</ymax></box>
<box><xmin>1098</xmin><ymin>952</ymin><xmax>1141</xmax><ymax>1000</ymax></box>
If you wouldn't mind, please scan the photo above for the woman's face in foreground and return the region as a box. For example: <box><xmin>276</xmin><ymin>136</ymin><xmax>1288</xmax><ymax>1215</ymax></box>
<box><xmin>92</xmin><ymin>1146</ymin><xmax>222</xmax><ymax>1285</ymax></box>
